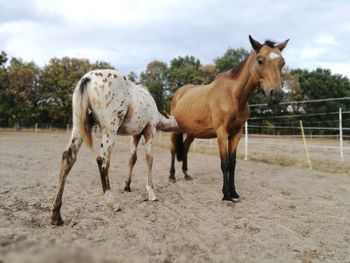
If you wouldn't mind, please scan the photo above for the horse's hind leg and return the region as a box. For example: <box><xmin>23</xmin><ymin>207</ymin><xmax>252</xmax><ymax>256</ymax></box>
<box><xmin>51</xmin><ymin>128</ymin><xmax>82</xmax><ymax>225</ymax></box>
<box><xmin>96</xmin><ymin>129</ymin><xmax>119</xmax><ymax>211</ymax></box>
<box><xmin>124</xmin><ymin>135</ymin><xmax>141</xmax><ymax>192</ymax></box>
<box><xmin>182</xmin><ymin>135</ymin><xmax>194</xmax><ymax>180</ymax></box>
<box><xmin>169</xmin><ymin>132</ymin><xmax>177</xmax><ymax>183</ymax></box>
<box><xmin>143</xmin><ymin>124</ymin><xmax>157</xmax><ymax>201</ymax></box>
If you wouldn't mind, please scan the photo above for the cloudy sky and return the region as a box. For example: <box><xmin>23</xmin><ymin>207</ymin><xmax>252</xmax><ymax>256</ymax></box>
<box><xmin>1</xmin><ymin>0</ymin><xmax>350</xmax><ymax>77</ymax></box>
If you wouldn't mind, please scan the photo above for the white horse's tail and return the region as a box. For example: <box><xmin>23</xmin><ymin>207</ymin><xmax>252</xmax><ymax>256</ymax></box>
<box><xmin>73</xmin><ymin>77</ymin><xmax>93</xmax><ymax>149</ymax></box>
<box><xmin>156</xmin><ymin>112</ymin><xmax>182</xmax><ymax>132</ymax></box>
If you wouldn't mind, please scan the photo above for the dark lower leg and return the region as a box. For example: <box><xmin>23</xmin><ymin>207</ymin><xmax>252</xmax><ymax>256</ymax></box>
<box><xmin>97</xmin><ymin>156</ymin><xmax>111</xmax><ymax>193</ymax></box>
<box><xmin>228</xmin><ymin>152</ymin><xmax>239</xmax><ymax>199</ymax></box>
<box><xmin>169</xmin><ymin>133</ymin><xmax>177</xmax><ymax>182</ymax></box>
<box><xmin>182</xmin><ymin>136</ymin><xmax>194</xmax><ymax>180</ymax></box>
<box><xmin>182</xmin><ymin>152</ymin><xmax>192</xmax><ymax>180</ymax></box>
<box><xmin>221</xmin><ymin>158</ymin><xmax>231</xmax><ymax>201</ymax></box>
<box><xmin>169</xmin><ymin>152</ymin><xmax>176</xmax><ymax>182</ymax></box>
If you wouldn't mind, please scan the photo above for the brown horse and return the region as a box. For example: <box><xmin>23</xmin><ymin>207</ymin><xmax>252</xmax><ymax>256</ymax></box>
<box><xmin>169</xmin><ymin>35</ymin><xmax>289</xmax><ymax>202</ymax></box>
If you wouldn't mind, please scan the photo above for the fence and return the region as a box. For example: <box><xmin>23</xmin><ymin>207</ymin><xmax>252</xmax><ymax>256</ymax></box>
<box><xmin>1</xmin><ymin>103</ymin><xmax>349</xmax><ymax>173</ymax></box>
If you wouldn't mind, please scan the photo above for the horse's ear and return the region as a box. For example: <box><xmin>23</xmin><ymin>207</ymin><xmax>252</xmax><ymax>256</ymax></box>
<box><xmin>276</xmin><ymin>39</ymin><xmax>289</xmax><ymax>51</ymax></box>
<box><xmin>249</xmin><ymin>35</ymin><xmax>262</xmax><ymax>52</ymax></box>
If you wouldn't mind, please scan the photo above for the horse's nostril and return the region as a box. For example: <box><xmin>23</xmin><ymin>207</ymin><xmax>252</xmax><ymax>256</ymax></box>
<box><xmin>270</xmin><ymin>90</ymin><xmax>276</xmax><ymax>97</ymax></box>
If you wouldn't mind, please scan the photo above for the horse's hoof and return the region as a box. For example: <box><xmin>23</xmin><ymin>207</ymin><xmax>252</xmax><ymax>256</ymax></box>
<box><xmin>230</xmin><ymin>193</ymin><xmax>240</xmax><ymax>202</ymax></box>
<box><xmin>50</xmin><ymin>215</ymin><xmax>64</xmax><ymax>226</ymax></box>
<box><xmin>222</xmin><ymin>196</ymin><xmax>240</xmax><ymax>203</ymax></box>
<box><xmin>184</xmin><ymin>175</ymin><xmax>193</xmax><ymax>181</ymax></box>
<box><xmin>147</xmin><ymin>185</ymin><xmax>158</xmax><ymax>201</ymax></box>
<box><xmin>169</xmin><ymin>176</ymin><xmax>176</xmax><ymax>183</ymax></box>
<box><xmin>123</xmin><ymin>185</ymin><xmax>131</xmax><ymax>192</ymax></box>
<box><xmin>113</xmin><ymin>206</ymin><xmax>122</xmax><ymax>212</ymax></box>
<box><xmin>107</xmin><ymin>202</ymin><xmax>121</xmax><ymax>212</ymax></box>
<box><xmin>231</xmin><ymin>197</ymin><xmax>240</xmax><ymax>203</ymax></box>
<box><xmin>149</xmin><ymin>195</ymin><xmax>158</xmax><ymax>201</ymax></box>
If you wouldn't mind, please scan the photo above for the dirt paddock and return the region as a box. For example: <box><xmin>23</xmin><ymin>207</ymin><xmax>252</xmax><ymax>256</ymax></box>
<box><xmin>0</xmin><ymin>132</ymin><xmax>349</xmax><ymax>262</ymax></box>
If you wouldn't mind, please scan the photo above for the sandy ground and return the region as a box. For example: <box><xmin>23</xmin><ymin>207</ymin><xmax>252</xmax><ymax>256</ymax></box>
<box><xmin>0</xmin><ymin>132</ymin><xmax>349</xmax><ymax>263</ymax></box>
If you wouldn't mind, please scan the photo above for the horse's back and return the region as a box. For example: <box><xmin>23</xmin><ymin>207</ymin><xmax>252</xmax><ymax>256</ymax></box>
<box><xmin>75</xmin><ymin>69</ymin><xmax>157</xmax><ymax>135</ymax></box>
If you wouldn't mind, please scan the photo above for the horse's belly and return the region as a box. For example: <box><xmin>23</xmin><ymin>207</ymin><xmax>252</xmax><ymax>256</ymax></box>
<box><xmin>177</xmin><ymin>117</ymin><xmax>216</xmax><ymax>138</ymax></box>
<box><xmin>118</xmin><ymin>117</ymin><xmax>148</xmax><ymax>135</ymax></box>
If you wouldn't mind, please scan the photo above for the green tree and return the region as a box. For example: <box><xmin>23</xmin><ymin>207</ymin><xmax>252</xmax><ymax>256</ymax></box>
<box><xmin>290</xmin><ymin>68</ymin><xmax>350</xmax><ymax>130</ymax></box>
<box><xmin>0</xmin><ymin>51</ymin><xmax>10</xmax><ymax>126</ymax></box>
<box><xmin>6</xmin><ymin>58</ymin><xmax>40</xmax><ymax>127</ymax></box>
<box><xmin>39</xmin><ymin>57</ymin><xmax>114</xmax><ymax>126</ymax></box>
<box><xmin>127</xmin><ymin>71</ymin><xmax>138</xmax><ymax>83</ymax></box>
<box><xmin>167</xmin><ymin>55</ymin><xmax>203</xmax><ymax>94</ymax></box>
<box><xmin>214</xmin><ymin>47</ymin><xmax>249</xmax><ymax>73</ymax></box>
<box><xmin>198</xmin><ymin>64</ymin><xmax>216</xmax><ymax>85</ymax></box>
<box><xmin>140</xmin><ymin>60</ymin><xmax>168</xmax><ymax>112</ymax></box>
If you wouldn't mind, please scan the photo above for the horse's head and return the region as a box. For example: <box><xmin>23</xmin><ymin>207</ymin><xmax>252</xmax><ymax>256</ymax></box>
<box><xmin>249</xmin><ymin>35</ymin><xmax>289</xmax><ymax>105</ymax></box>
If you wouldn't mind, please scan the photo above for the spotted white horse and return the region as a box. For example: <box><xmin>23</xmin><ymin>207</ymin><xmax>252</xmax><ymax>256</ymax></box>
<box><xmin>51</xmin><ymin>69</ymin><xmax>180</xmax><ymax>226</ymax></box>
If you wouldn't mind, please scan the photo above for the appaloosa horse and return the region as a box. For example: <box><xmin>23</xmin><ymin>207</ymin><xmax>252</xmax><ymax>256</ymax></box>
<box><xmin>51</xmin><ymin>69</ymin><xmax>179</xmax><ymax>225</ymax></box>
<box><xmin>169</xmin><ymin>35</ymin><xmax>289</xmax><ymax>202</ymax></box>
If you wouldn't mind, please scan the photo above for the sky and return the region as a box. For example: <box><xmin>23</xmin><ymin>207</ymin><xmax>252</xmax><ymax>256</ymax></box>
<box><xmin>1</xmin><ymin>0</ymin><xmax>350</xmax><ymax>77</ymax></box>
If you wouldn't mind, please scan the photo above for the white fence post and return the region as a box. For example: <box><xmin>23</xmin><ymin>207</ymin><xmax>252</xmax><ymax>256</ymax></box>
<box><xmin>66</xmin><ymin>123</ymin><xmax>69</xmax><ymax>133</ymax></box>
<box><xmin>35</xmin><ymin>123</ymin><xmax>38</xmax><ymax>133</ymax></box>
<box><xmin>339</xmin><ymin>108</ymin><xmax>344</xmax><ymax>162</ymax></box>
<box><xmin>244</xmin><ymin>121</ymin><xmax>248</xmax><ymax>161</ymax></box>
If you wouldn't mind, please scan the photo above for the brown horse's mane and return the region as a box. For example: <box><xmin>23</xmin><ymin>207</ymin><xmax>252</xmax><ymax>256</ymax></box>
<box><xmin>229</xmin><ymin>55</ymin><xmax>250</xmax><ymax>78</ymax></box>
<box><xmin>263</xmin><ymin>40</ymin><xmax>277</xmax><ymax>48</ymax></box>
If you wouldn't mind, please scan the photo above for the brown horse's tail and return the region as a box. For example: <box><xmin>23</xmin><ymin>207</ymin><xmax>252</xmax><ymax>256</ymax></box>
<box><xmin>73</xmin><ymin>77</ymin><xmax>93</xmax><ymax>149</ymax></box>
<box><xmin>176</xmin><ymin>133</ymin><xmax>184</xmax><ymax>162</ymax></box>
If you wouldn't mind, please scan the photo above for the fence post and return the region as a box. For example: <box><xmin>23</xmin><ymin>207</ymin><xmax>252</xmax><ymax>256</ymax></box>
<box><xmin>300</xmin><ymin>120</ymin><xmax>312</xmax><ymax>169</ymax></box>
<box><xmin>35</xmin><ymin>123</ymin><xmax>38</xmax><ymax>133</ymax></box>
<box><xmin>66</xmin><ymin>123</ymin><xmax>69</xmax><ymax>133</ymax></box>
<box><xmin>244</xmin><ymin>121</ymin><xmax>248</xmax><ymax>160</ymax></box>
<box><xmin>339</xmin><ymin>108</ymin><xmax>344</xmax><ymax>162</ymax></box>
<box><xmin>193</xmin><ymin>140</ymin><xmax>197</xmax><ymax>152</ymax></box>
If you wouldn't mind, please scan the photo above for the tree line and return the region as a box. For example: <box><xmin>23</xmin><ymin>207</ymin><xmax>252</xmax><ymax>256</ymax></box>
<box><xmin>0</xmin><ymin>48</ymin><xmax>349</xmax><ymax>135</ymax></box>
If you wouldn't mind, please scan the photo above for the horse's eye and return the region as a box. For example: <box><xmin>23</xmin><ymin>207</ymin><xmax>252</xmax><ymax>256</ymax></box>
<box><xmin>257</xmin><ymin>58</ymin><xmax>264</xmax><ymax>65</ymax></box>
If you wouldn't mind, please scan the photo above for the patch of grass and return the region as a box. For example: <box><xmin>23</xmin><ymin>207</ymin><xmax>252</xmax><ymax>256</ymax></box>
<box><xmin>247</xmin><ymin>153</ymin><xmax>298</xmax><ymax>167</ymax></box>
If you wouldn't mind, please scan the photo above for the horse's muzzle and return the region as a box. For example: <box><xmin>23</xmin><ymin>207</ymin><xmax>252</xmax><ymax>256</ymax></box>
<box><xmin>267</xmin><ymin>89</ymin><xmax>282</xmax><ymax>105</ymax></box>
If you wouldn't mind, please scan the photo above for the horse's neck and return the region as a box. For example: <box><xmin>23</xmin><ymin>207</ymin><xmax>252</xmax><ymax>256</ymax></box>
<box><xmin>228</xmin><ymin>52</ymin><xmax>258</xmax><ymax>110</ymax></box>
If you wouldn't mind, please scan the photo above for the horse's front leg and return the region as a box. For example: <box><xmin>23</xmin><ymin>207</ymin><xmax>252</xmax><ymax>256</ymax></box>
<box><xmin>97</xmin><ymin>129</ymin><xmax>120</xmax><ymax>211</ymax></box>
<box><xmin>143</xmin><ymin>124</ymin><xmax>157</xmax><ymax>201</ymax></box>
<box><xmin>228</xmin><ymin>132</ymin><xmax>242</xmax><ymax>201</ymax></box>
<box><xmin>216</xmin><ymin>127</ymin><xmax>232</xmax><ymax>202</ymax></box>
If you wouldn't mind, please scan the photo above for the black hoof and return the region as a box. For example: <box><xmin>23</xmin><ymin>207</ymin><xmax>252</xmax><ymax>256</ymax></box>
<box><xmin>124</xmin><ymin>184</ymin><xmax>131</xmax><ymax>192</ymax></box>
<box><xmin>230</xmin><ymin>192</ymin><xmax>240</xmax><ymax>202</ymax></box>
<box><xmin>222</xmin><ymin>195</ymin><xmax>240</xmax><ymax>203</ymax></box>
<box><xmin>51</xmin><ymin>214</ymin><xmax>64</xmax><ymax>226</ymax></box>
<box><xmin>184</xmin><ymin>175</ymin><xmax>193</xmax><ymax>181</ymax></box>
<box><xmin>169</xmin><ymin>176</ymin><xmax>176</xmax><ymax>183</ymax></box>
